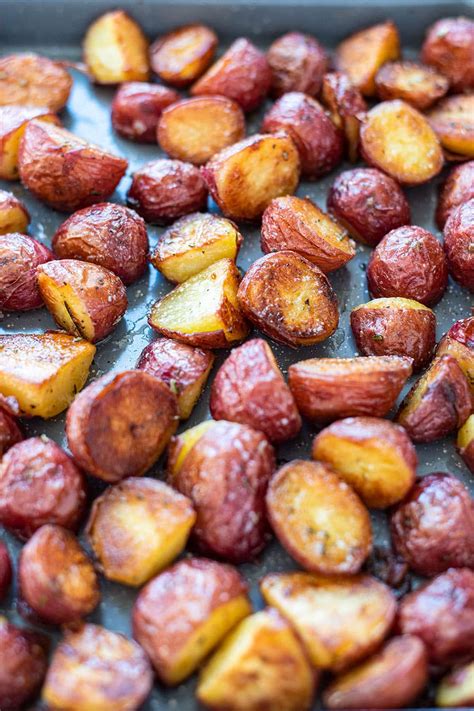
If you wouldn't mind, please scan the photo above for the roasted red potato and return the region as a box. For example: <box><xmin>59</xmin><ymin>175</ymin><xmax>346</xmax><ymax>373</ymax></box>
<box><xmin>168</xmin><ymin>420</ymin><xmax>275</xmax><ymax>562</ymax></box>
<box><xmin>335</xmin><ymin>20</ymin><xmax>400</xmax><ymax>96</ymax></box>
<box><xmin>0</xmin><ymin>542</ymin><xmax>12</xmax><ymax>600</ymax></box>
<box><xmin>366</xmin><ymin>545</ymin><xmax>409</xmax><ymax>591</ymax></box>
<box><xmin>111</xmin><ymin>82</ymin><xmax>179</xmax><ymax>143</ymax></box>
<box><xmin>18</xmin><ymin>120</ymin><xmax>128</xmax><ymax>212</ymax></box>
<box><xmin>37</xmin><ymin>259</ymin><xmax>128</xmax><ymax>343</ymax></box>
<box><xmin>0</xmin><ymin>105</ymin><xmax>59</xmax><ymax>180</ymax></box>
<box><xmin>19</xmin><ymin>524</ymin><xmax>100</xmax><ymax>624</ymax></box>
<box><xmin>313</xmin><ymin>417</ymin><xmax>417</xmax><ymax>508</ymax></box>
<box><xmin>262</xmin><ymin>92</ymin><xmax>343</xmax><ymax>179</ymax></box>
<box><xmin>158</xmin><ymin>95</ymin><xmax>245</xmax><ymax>165</ymax></box>
<box><xmin>327</xmin><ymin>167</ymin><xmax>411</xmax><ymax>247</ymax></box>
<box><xmin>321</xmin><ymin>72</ymin><xmax>367</xmax><ymax>162</ymax></box>
<box><xmin>202</xmin><ymin>133</ymin><xmax>300</xmax><ymax>221</ymax></box>
<box><xmin>87</xmin><ymin>477</ymin><xmax>195</xmax><ymax>586</ymax></box>
<box><xmin>197</xmin><ymin>608</ymin><xmax>316</xmax><ymax>711</ymax></box>
<box><xmin>436</xmin><ymin>160</ymin><xmax>474</xmax><ymax>229</ymax></box>
<box><xmin>398</xmin><ymin>567</ymin><xmax>474</xmax><ymax>667</ymax></box>
<box><xmin>367</xmin><ymin>226</ymin><xmax>448</xmax><ymax>306</ymax></box>
<box><xmin>260</xmin><ymin>572</ymin><xmax>396</xmax><ymax>671</ymax></box>
<box><xmin>390</xmin><ymin>473</ymin><xmax>474</xmax><ymax>576</ymax></box>
<box><xmin>360</xmin><ymin>100</ymin><xmax>443</xmax><ymax>185</ymax></box>
<box><xmin>137</xmin><ymin>338</ymin><xmax>214</xmax><ymax>419</ymax></box>
<box><xmin>421</xmin><ymin>16</ymin><xmax>474</xmax><ymax>92</ymax></box>
<box><xmin>397</xmin><ymin>355</ymin><xmax>471</xmax><ymax>442</ymax></box>
<box><xmin>148</xmin><ymin>258</ymin><xmax>248</xmax><ymax>348</ymax></box>
<box><xmin>127</xmin><ymin>158</ymin><xmax>207</xmax><ymax>224</ymax></box>
<box><xmin>261</xmin><ymin>196</ymin><xmax>355</xmax><ymax>273</ymax></box>
<box><xmin>0</xmin><ymin>190</ymin><xmax>29</xmax><ymax>234</ymax></box>
<box><xmin>0</xmin><ymin>617</ymin><xmax>48</xmax><ymax>710</ymax></box>
<box><xmin>288</xmin><ymin>355</ymin><xmax>412</xmax><ymax>424</ymax></box>
<box><xmin>191</xmin><ymin>37</ymin><xmax>271</xmax><ymax>112</ymax></box>
<box><xmin>436</xmin><ymin>317</ymin><xmax>474</xmax><ymax>396</ymax></box>
<box><xmin>83</xmin><ymin>9</ymin><xmax>150</xmax><ymax>84</ymax></box>
<box><xmin>427</xmin><ymin>94</ymin><xmax>474</xmax><ymax>159</ymax></box>
<box><xmin>0</xmin><ymin>436</ymin><xmax>86</xmax><ymax>540</ymax></box>
<box><xmin>133</xmin><ymin>557</ymin><xmax>251</xmax><ymax>685</ymax></box>
<box><xmin>238</xmin><ymin>251</ymin><xmax>339</xmax><ymax>348</ymax></box>
<box><xmin>351</xmin><ymin>297</ymin><xmax>436</xmax><ymax>370</ymax></box>
<box><xmin>209</xmin><ymin>338</ymin><xmax>301</xmax><ymax>443</ymax></box>
<box><xmin>444</xmin><ymin>199</ymin><xmax>474</xmax><ymax>291</ymax></box>
<box><xmin>437</xmin><ymin>660</ymin><xmax>474</xmax><ymax>707</ymax></box>
<box><xmin>267</xmin><ymin>460</ymin><xmax>372</xmax><ymax>574</ymax></box>
<box><xmin>150</xmin><ymin>24</ymin><xmax>218</xmax><ymax>87</ymax></box>
<box><xmin>42</xmin><ymin>623</ymin><xmax>153</xmax><ymax>710</ymax></box>
<box><xmin>0</xmin><ymin>394</ymin><xmax>22</xmax><ymax>457</ymax></box>
<box><xmin>52</xmin><ymin>202</ymin><xmax>149</xmax><ymax>285</ymax></box>
<box><xmin>458</xmin><ymin>415</ymin><xmax>474</xmax><ymax>473</ymax></box>
<box><xmin>375</xmin><ymin>61</ymin><xmax>448</xmax><ymax>110</ymax></box>
<box><xmin>0</xmin><ymin>52</ymin><xmax>72</xmax><ymax>111</ymax></box>
<box><xmin>323</xmin><ymin>635</ymin><xmax>428</xmax><ymax>710</ymax></box>
<box><xmin>66</xmin><ymin>370</ymin><xmax>178</xmax><ymax>483</ymax></box>
<box><xmin>0</xmin><ymin>232</ymin><xmax>53</xmax><ymax>311</ymax></box>
<box><xmin>267</xmin><ymin>31</ymin><xmax>328</xmax><ymax>98</ymax></box>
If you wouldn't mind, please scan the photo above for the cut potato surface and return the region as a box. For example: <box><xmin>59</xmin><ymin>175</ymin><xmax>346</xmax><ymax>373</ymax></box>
<box><xmin>437</xmin><ymin>661</ymin><xmax>474</xmax><ymax>707</ymax></box>
<box><xmin>0</xmin><ymin>190</ymin><xmax>29</xmax><ymax>235</ymax></box>
<box><xmin>427</xmin><ymin>94</ymin><xmax>474</xmax><ymax>159</ymax></box>
<box><xmin>0</xmin><ymin>53</ymin><xmax>72</xmax><ymax>111</ymax></box>
<box><xmin>0</xmin><ymin>105</ymin><xmax>59</xmax><ymax>180</ymax></box>
<box><xmin>167</xmin><ymin>420</ymin><xmax>215</xmax><ymax>480</ymax></box>
<box><xmin>150</xmin><ymin>24</ymin><xmax>217</xmax><ymax>87</ymax></box>
<box><xmin>375</xmin><ymin>60</ymin><xmax>448</xmax><ymax>110</ymax></box>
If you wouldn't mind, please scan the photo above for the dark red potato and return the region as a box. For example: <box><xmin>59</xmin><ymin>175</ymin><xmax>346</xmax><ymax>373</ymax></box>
<box><xmin>111</xmin><ymin>82</ymin><xmax>179</xmax><ymax>143</ymax></box>
<box><xmin>267</xmin><ymin>32</ymin><xmax>328</xmax><ymax>98</ymax></box>
<box><xmin>0</xmin><ymin>394</ymin><xmax>23</xmax><ymax>456</ymax></box>
<box><xmin>0</xmin><ymin>617</ymin><xmax>48</xmax><ymax>710</ymax></box>
<box><xmin>421</xmin><ymin>16</ymin><xmax>474</xmax><ymax>92</ymax></box>
<box><xmin>0</xmin><ymin>233</ymin><xmax>54</xmax><ymax>311</ymax></box>
<box><xmin>0</xmin><ymin>542</ymin><xmax>12</xmax><ymax>600</ymax></box>
<box><xmin>443</xmin><ymin>199</ymin><xmax>474</xmax><ymax>291</ymax></box>
<box><xmin>436</xmin><ymin>161</ymin><xmax>474</xmax><ymax>229</ymax></box>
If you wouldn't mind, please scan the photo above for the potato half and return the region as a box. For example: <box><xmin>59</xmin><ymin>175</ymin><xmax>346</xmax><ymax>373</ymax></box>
<box><xmin>0</xmin><ymin>53</ymin><xmax>72</xmax><ymax>111</ymax></box>
<box><xmin>321</xmin><ymin>71</ymin><xmax>367</xmax><ymax>162</ymax></box>
<box><xmin>150</xmin><ymin>24</ymin><xmax>217</xmax><ymax>87</ymax></box>
<box><xmin>427</xmin><ymin>94</ymin><xmax>474</xmax><ymax>159</ymax></box>
<box><xmin>0</xmin><ymin>105</ymin><xmax>59</xmax><ymax>180</ymax></box>
<box><xmin>0</xmin><ymin>190</ymin><xmax>29</xmax><ymax>235</ymax></box>
<box><xmin>375</xmin><ymin>61</ymin><xmax>448</xmax><ymax>110</ymax></box>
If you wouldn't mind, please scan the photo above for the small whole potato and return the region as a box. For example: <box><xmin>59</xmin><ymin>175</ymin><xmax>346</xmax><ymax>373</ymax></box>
<box><xmin>18</xmin><ymin>524</ymin><xmax>100</xmax><ymax>624</ymax></box>
<box><xmin>437</xmin><ymin>661</ymin><xmax>474</xmax><ymax>707</ymax></box>
<box><xmin>367</xmin><ymin>226</ymin><xmax>448</xmax><ymax>306</ymax></box>
<box><xmin>327</xmin><ymin>167</ymin><xmax>410</xmax><ymax>247</ymax></box>
<box><xmin>320</xmin><ymin>72</ymin><xmax>368</xmax><ymax>162</ymax></box>
<box><xmin>0</xmin><ymin>436</ymin><xmax>86</xmax><ymax>540</ymax></box>
<box><xmin>0</xmin><ymin>104</ymin><xmax>60</xmax><ymax>180</ymax></box>
<box><xmin>0</xmin><ymin>394</ymin><xmax>22</xmax><ymax>456</ymax></box>
<box><xmin>267</xmin><ymin>31</ymin><xmax>328</xmax><ymax>98</ymax></box>
<box><xmin>0</xmin><ymin>542</ymin><xmax>12</xmax><ymax>600</ymax></box>
<box><xmin>375</xmin><ymin>61</ymin><xmax>448</xmax><ymax>110</ymax></box>
<box><xmin>111</xmin><ymin>82</ymin><xmax>179</xmax><ymax>143</ymax></box>
<box><xmin>458</xmin><ymin>415</ymin><xmax>474</xmax><ymax>474</ymax></box>
<box><xmin>390</xmin><ymin>473</ymin><xmax>474</xmax><ymax>576</ymax></box>
<box><xmin>0</xmin><ymin>52</ymin><xmax>72</xmax><ymax>111</ymax></box>
<box><xmin>127</xmin><ymin>158</ymin><xmax>207</xmax><ymax>224</ymax></box>
<box><xmin>0</xmin><ymin>617</ymin><xmax>48</xmax><ymax>710</ymax></box>
<box><xmin>262</xmin><ymin>92</ymin><xmax>343</xmax><ymax>179</ymax></box>
<box><xmin>436</xmin><ymin>161</ymin><xmax>474</xmax><ymax>229</ymax></box>
<box><xmin>427</xmin><ymin>94</ymin><xmax>474</xmax><ymax>159</ymax></box>
<box><xmin>421</xmin><ymin>16</ymin><xmax>474</xmax><ymax>92</ymax></box>
<box><xmin>150</xmin><ymin>24</ymin><xmax>218</xmax><ymax>87</ymax></box>
<box><xmin>443</xmin><ymin>199</ymin><xmax>474</xmax><ymax>291</ymax></box>
<box><xmin>436</xmin><ymin>317</ymin><xmax>474</xmax><ymax>396</ymax></box>
<box><xmin>0</xmin><ymin>190</ymin><xmax>29</xmax><ymax>235</ymax></box>
<box><xmin>0</xmin><ymin>233</ymin><xmax>53</xmax><ymax>311</ymax></box>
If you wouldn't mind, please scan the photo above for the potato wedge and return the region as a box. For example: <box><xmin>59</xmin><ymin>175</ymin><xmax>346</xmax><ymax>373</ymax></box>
<box><xmin>321</xmin><ymin>72</ymin><xmax>367</xmax><ymax>162</ymax></box>
<box><xmin>444</xmin><ymin>198</ymin><xmax>474</xmax><ymax>291</ymax></box>
<box><xmin>0</xmin><ymin>233</ymin><xmax>53</xmax><ymax>311</ymax></box>
<box><xmin>437</xmin><ymin>661</ymin><xmax>474</xmax><ymax>707</ymax></box>
<box><xmin>83</xmin><ymin>10</ymin><xmax>149</xmax><ymax>84</ymax></box>
<box><xmin>260</xmin><ymin>572</ymin><xmax>396</xmax><ymax>671</ymax></box>
<box><xmin>148</xmin><ymin>258</ymin><xmax>248</xmax><ymax>349</ymax></box>
<box><xmin>436</xmin><ymin>161</ymin><xmax>474</xmax><ymax>229</ymax></box>
<box><xmin>111</xmin><ymin>82</ymin><xmax>179</xmax><ymax>143</ymax></box>
<box><xmin>0</xmin><ymin>105</ymin><xmax>59</xmax><ymax>180</ymax></box>
<box><xmin>133</xmin><ymin>558</ymin><xmax>251</xmax><ymax>685</ymax></box>
<box><xmin>150</xmin><ymin>24</ymin><xmax>217</xmax><ymax>87</ymax></box>
<box><xmin>150</xmin><ymin>212</ymin><xmax>243</xmax><ymax>283</ymax></box>
<box><xmin>0</xmin><ymin>332</ymin><xmax>95</xmax><ymax>418</ymax></box>
<box><xmin>458</xmin><ymin>414</ymin><xmax>474</xmax><ymax>473</ymax></box>
<box><xmin>421</xmin><ymin>16</ymin><xmax>474</xmax><ymax>93</ymax></box>
<box><xmin>0</xmin><ymin>190</ymin><xmax>29</xmax><ymax>235</ymax></box>
<box><xmin>202</xmin><ymin>133</ymin><xmax>300</xmax><ymax>221</ymax></box>
<box><xmin>197</xmin><ymin>609</ymin><xmax>316</xmax><ymax>711</ymax></box>
<box><xmin>238</xmin><ymin>251</ymin><xmax>339</xmax><ymax>348</ymax></box>
<box><xmin>360</xmin><ymin>100</ymin><xmax>444</xmax><ymax>185</ymax></box>
<box><xmin>268</xmin><ymin>31</ymin><xmax>328</xmax><ymax>98</ymax></box>
<box><xmin>375</xmin><ymin>61</ymin><xmax>448</xmax><ymax>110</ymax></box>
<box><xmin>436</xmin><ymin>317</ymin><xmax>474</xmax><ymax>395</ymax></box>
<box><xmin>0</xmin><ymin>53</ymin><xmax>72</xmax><ymax>111</ymax></box>
<box><xmin>288</xmin><ymin>355</ymin><xmax>412</xmax><ymax>424</ymax></box>
<box><xmin>427</xmin><ymin>95</ymin><xmax>474</xmax><ymax>159</ymax></box>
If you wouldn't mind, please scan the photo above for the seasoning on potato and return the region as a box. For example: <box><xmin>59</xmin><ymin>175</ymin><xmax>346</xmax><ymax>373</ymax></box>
<box><xmin>0</xmin><ymin>233</ymin><xmax>53</xmax><ymax>311</ymax></box>
<box><xmin>0</xmin><ymin>617</ymin><xmax>48</xmax><ymax>710</ymax></box>
<box><xmin>320</xmin><ymin>72</ymin><xmax>367</xmax><ymax>162</ymax></box>
<box><xmin>150</xmin><ymin>24</ymin><xmax>218</xmax><ymax>87</ymax></box>
<box><xmin>458</xmin><ymin>415</ymin><xmax>474</xmax><ymax>474</ymax></box>
<box><xmin>111</xmin><ymin>81</ymin><xmax>179</xmax><ymax>143</ymax></box>
<box><xmin>436</xmin><ymin>160</ymin><xmax>474</xmax><ymax>229</ymax></box>
<box><xmin>132</xmin><ymin>557</ymin><xmax>252</xmax><ymax>685</ymax></box>
<box><xmin>443</xmin><ymin>199</ymin><xmax>474</xmax><ymax>291</ymax></box>
<box><xmin>436</xmin><ymin>317</ymin><xmax>474</xmax><ymax>395</ymax></box>
<box><xmin>0</xmin><ymin>52</ymin><xmax>72</xmax><ymax>111</ymax></box>
<box><xmin>0</xmin><ymin>105</ymin><xmax>60</xmax><ymax>180</ymax></box>
<box><xmin>267</xmin><ymin>31</ymin><xmax>328</xmax><ymax>98</ymax></box>
<box><xmin>436</xmin><ymin>660</ymin><xmax>474</xmax><ymax>707</ymax></box>
<box><xmin>375</xmin><ymin>61</ymin><xmax>448</xmax><ymax>110</ymax></box>
<box><xmin>421</xmin><ymin>16</ymin><xmax>474</xmax><ymax>92</ymax></box>
<box><xmin>0</xmin><ymin>542</ymin><xmax>12</xmax><ymax>601</ymax></box>
<box><xmin>0</xmin><ymin>190</ymin><xmax>29</xmax><ymax>235</ymax></box>
<box><xmin>427</xmin><ymin>94</ymin><xmax>474</xmax><ymax>159</ymax></box>
<box><xmin>0</xmin><ymin>395</ymin><xmax>22</xmax><ymax>458</ymax></box>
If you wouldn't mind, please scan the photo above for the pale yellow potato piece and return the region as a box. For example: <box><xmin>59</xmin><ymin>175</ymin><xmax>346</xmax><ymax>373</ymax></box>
<box><xmin>458</xmin><ymin>414</ymin><xmax>474</xmax><ymax>451</ymax></box>
<box><xmin>436</xmin><ymin>660</ymin><xmax>474</xmax><ymax>707</ymax></box>
<box><xmin>0</xmin><ymin>189</ymin><xmax>29</xmax><ymax>234</ymax></box>
<box><xmin>167</xmin><ymin>420</ymin><xmax>215</xmax><ymax>479</ymax></box>
<box><xmin>0</xmin><ymin>106</ymin><xmax>58</xmax><ymax>180</ymax></box>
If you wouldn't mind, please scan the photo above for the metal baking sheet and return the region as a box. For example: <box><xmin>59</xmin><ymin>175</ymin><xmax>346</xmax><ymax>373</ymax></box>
<box><xmin>0</xmin><ymin>1</ymin><xmax>472</xmax><ymax>708</ymax></box>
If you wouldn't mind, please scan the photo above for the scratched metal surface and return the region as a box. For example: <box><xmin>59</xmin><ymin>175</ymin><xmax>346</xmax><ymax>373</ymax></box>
<box><xmin>0</xmin><ymin>1</ymin><xmax>473</xmax><ymax>708</ymax></box>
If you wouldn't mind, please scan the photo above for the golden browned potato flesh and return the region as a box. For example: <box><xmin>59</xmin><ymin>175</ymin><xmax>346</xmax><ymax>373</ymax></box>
<box><xmin>427</xmin><ymin>94</ymin><xmax>474</xmax><ymax>159</ymax></box>
<box><xmin>375</xmin><ymin>61</ymin><xmax>448</xmax><ymax>110</ymax></box>
<box><xmin>321</xmin><ymin>72</ymin><xmax>368</xmax><ymax>162</ymax></box>
<box><xmin>0</xmin><ymin>105</ymin><xmax>59</xmax><ymax>180</ymax></box>
<box><xmin>458</xmin><ymin>414</ymin><xmax>474</xmax><ymax>474</ymax></box>
<box><xmin>436</xmin><ymin>660</ymin><xmax>474</xmax><ymax>707</ymax></box>
<box><xmin>0</xmin><ymin>190</ymin><xmax>29</xmax><ymax>234</ymax></box>
<box><xmin>150</xmin><ymin>24</ymin><xmax>218</xmax><ymax>87</ymax></box>
<box><xmin>0</xmin><ymin>53</ymin><xmax>72</xmax><ymax>111</ymax></box>
<box><xmin>167</xmin><ymin>420</ymin><xmax>215</xmax><ymax>480</ymax></box>
<box><xmin>436</xmin><ymin>323</ymin><xmax>474</xmax><ymax>396</ymax></box>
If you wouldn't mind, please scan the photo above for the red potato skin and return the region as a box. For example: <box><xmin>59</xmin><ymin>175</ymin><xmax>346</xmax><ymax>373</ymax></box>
<box><xmin>421</xmin><ymin>17</ymin><xmax>474</xmax><ymax>92</ymax></box>
<box><xmin>0</xmin><ymin>618</ymin><xmax>48</xmax><ymax>710</ymax></box>
<box><xmin>267</xmin><ymin>32</ymin><xmax>328</xmax><ymax>98</ymax></box>
<box><xmin>262</xmin><ymin>92</ymin><xmax>343</xmax><ymax>179</ymax></box>
<box><xmin>437</xmin><ymin>161</ymin><xmax>474</xmax><ymax>230</ymax></box>
<box><xmin>327</xmin><ymin>168</ymin><xmax>411</xmax><ymax>247</ymax></box>
<box><xmin>0</xmin><ymin>395</ymin><xmax>23</xmax><ymax>456</ymax></box>
<box><xmin>443</xmin><ymin>199</ymin><xmax>474</xmax><ymax>291</ymax></box>
<box><xmin>448</xmin><ymin>316</ymin><xmax>474</xmax><ymax>349</ymax></box>
<box><xmin>0</xmin><ymin>542</ymin><xmax>12</xmax><ymax>600</ymax></box>
<box><xmin>111</xmin><ymin>82</ymin><xmax>179</xmax><ymax>143</ymax></box>
<box><xmin>0</xmin><ymin>233</ymin><xmax>54</xmax><ymax>311</ymax></box>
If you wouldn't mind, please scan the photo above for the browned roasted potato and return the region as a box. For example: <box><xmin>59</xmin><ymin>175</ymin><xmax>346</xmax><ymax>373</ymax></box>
<box><xmin>367</xmin><ymin>226</ymin><xmax>448</xmax><ymax>306</ymax></box>
<box><xmin>238</xmin><ymin>251</ymin><xmax>339</xmax><ymax>348</ymax></box>
<box><xmin>436</xmin><ymin>160</ymin><xmax>474</xmax><ymax>229</ymax></box>
<box><xmin>267</xmin><ymin>460</ymin><xmax>372</xmax><ymax>574</ymax></box>
<box><xmin>0</xmin><ymin>53</ymin><xmax>72</xmax><ymax>111</ymax></box>
<box><xmin>260</xmin><ymin>572</ymin><xmax>396</xmax><ymax>671</ymax></box>
<box><xmin>66</xmin><ymin>370</ymin><xmax>178</xmax><ymax>483</ymax></box>
<box><xmin>397</xmin><ymin>355</ymin><xmax>471</xmax><ymax>442</ymax></box>
<box><xmin>137</xmin><ymin>338</ymin><xmax>214</xmax><ymax>419</ymax></box>
<box><xmin>458</xmin><ymin>415</ymin><xmax>474</xmax><ymax>473</ymax></box>
<box><xmin>427</xmin><ymin>95</ymin><xmax>474</xmax><ymax>159</ymax></box>
<box><xmin>158</xmin><ymin>96</ymin><xmax>246</xmax><ymax>165</ymax></box>
<box><xmin>398</xmin><ymin>567</ymin><xmax>474</xmax><ymax>667</ymax></box>
<box><xmin>288</xmin><ymin>355</ymin><xmax>412</xmax><ymax>424</ymax></box>
<box><xmin>191</xmin><ymin>38</ymin><xmax>271</xmax><ymax>112</ymax></box>
<box><xmin>335</xmin><ymin>21</ymin><xmax>400</xmax><ymax>96</ymax></box>
<box><xmin>209</xmin><ymin>338</ymin><xmax>301</xmax><ymax>442</ymax></box>
<box><xmin>168</xmin><ymin>420</ymin><xmax>275</xmax><ymax>562</ymax></box>
<box><xmin>42</xmin><ymin>624</ymin><xmax>153</xmax><ymax>710</ymax></box>
<box><xmin>0</xmin><ymin>617</ymin><xmax>48</xmax><ymax>710</ymax></box>
<box><xmin>197</xmin><ymin>609</ymin><xmax>316</xmax><ymax>711</ymax></box>
<box><xmin>0</xmin><ymin>232</ymin><xmax>53</xmax><ymax>311</ymax></box>
<box><xmin>360</xmin><ymin>100</ymin><xmax>443</xmax><ymax>184</ymax></box>
<box><xmin>0</xmin><ymin>395</ymin><xmax>22</xmax><ymax>458</ymax></box>
<box><xmin>436</xmin><ymin>317</ymin><xmax>474</xmax><ymax>396</ymax></box>
<box><xmin>321</xmin><ymin>72</ymin><xmax>367</xmax><ymax>162</ymax></box>
<box><xmin>323</xmin><ymin>635</ymin><xmax>428</xmax><ymax>709</ymax></box>
<box><xmin>267</xmin><ymin>31</ymin><xmax>328</xmax><ymax>98</ymax></box>
<box><xmin>437</xmin><ymin>660</ymin><xmax>474</xmax><ymax>707</ymax></box>
<box><xmin>375</xmin><ymin>61</ymin><xmax>448</xmax><ymax>110</ymax></box>
<box><xmin>0</xmin><ymin>542</ymin><xmax>12</xmax><ymax>601</ymax></box>
<box><xmin>0</xmin><ymin>105</ymin><xmax>59</xmax><ymax>180</ymax></box>
<box><xmin>150</xmin><ymin>24</ymin><xmax>218</xmax><ymax>87</ymax></box>
<box><xmin>18</xmin><ymin>120</ymin><xmax>128</xmax><ymax>212</ymax></box>
<box><xmin>327</xmin><ymin>167</ymin><xmax>411</xmax><ymax>247</ymax></box>
<box><xmin>150</xmin><ymin>212</ymin><xmax>243</xmax><ymax>283</ymax></box>
<box><xmin>83</xmin><ymin>9</ymin><xmax>149</xmax><ymax>84</ymax></box>
<box><xmin>132</xmin><ymin>558</ymin><xmax>251</xmax><ymax>685</ymax></box>
<box><xmin>18</xmin><ymin>524</ymin><xmax>100</xmax><ymax>624</ymax></box>
<box><xmin>148</xmin><ymin>258</ymin><xmax>248</xmax><ymax>348</ymax></box>
<box><xmin>202</xmin><ymin>133</ymin><xmax>300</xmax><ymax>221</ymax></box>
<box><xmin>0</xmin><ymin>332</ymin><xmax>95</xmax><ymax>418</ymax></box>
<box><xmin>262</xmin><ymin>92</ymin><xmax>343</xmax><ymax>179</ymax></box>
<box><xmin>111</xmin><ymin>82</ymin><xmax>179</xmax><ymax>142</ymax></box>
<box><xmin>421</xmin><ymin>16</ymin><xmax>474</xmax><ymax>92</ymax></box>
<box><xmin>444</xmin><ymin>199</ymin><xmax>474</xmax><ymax>290</ymax></box>
<box><xmin>0</xmin><ymin>190</ymin><xmax>29</xmax><ymax>234</ymax></box>
<box><xmin>351</xmin><ymin>297</ymin><xmax>436</xmax><ymax>370</ymax></box>
<box><xmin>261</xmin><ymin>196</ymin><xmax>355</xmax><ymax>273</ymax></box>
<box><xmin>0</xmin><ymin>436</ymin><xmax>86</xmax><ymax>540</ymax></box>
